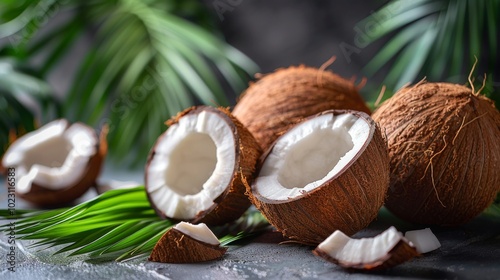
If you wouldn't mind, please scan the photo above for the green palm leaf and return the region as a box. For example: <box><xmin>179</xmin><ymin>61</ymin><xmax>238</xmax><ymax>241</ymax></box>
<box><xmin>0</xmin><ymin>0</ymin><xmax>258</xmax><ymax>165</ymax></box>
<box><xmin>359</xmin><ymin>0</ymin><xmax>499</xmax><ymax>97</ymax></box>
<box><xmin>0</xmin><ymin>187</ymin><xmax>270</xmax><ymax>263</ymax></box>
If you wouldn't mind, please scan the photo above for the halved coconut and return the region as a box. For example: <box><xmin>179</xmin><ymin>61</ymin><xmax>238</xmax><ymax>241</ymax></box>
<box><xmin>149</xmin><ymin>222</ymin><xmax>227</xmax><ymax>263</ymax></box>
<box><xmin>232</xmin><ymin>65</ymin><xmax>371</xmax><ymax>151</ymax></box>
<box><xmin>145</xmin><ymin>106</ymin><xmax>261</xmax><ymax>226</ymax></box>
<box><xmin>245</xmin><ymin>110</ymin><xmax>389</xmax><ymax>245</ymax></box>
<box><xmin>1</xmin><ymin>119</ymin><xmax>107</xmax><ymax>207</ymax></box>
<box><xmin>313</xmin><ymin>227</ymin><xmax>419</xmax><ymax>270</ymax></box>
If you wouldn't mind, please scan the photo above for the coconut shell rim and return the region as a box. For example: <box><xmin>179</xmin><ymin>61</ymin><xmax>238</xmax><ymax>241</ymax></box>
<box><xmin>3</xmin><ymin>120</ymin><xmax>107</xmax><ymax>207</ymax></box>
<box><xmin>144</xmin><ymin>106</ymin><xmax>249</xmax><ymax>223</ymax></box>
<box><xmin>250</xmin><ymin>109</ymin><xmax>379</xmax><ymax>204</ymax></box>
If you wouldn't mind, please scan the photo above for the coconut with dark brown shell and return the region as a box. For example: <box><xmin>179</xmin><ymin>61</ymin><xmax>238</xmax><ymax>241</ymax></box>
<box><xmin>232</xmin><ymin>65</ymin><xmax>371</xmax><ymax>151</ymax></box>
<box><xmin>145</xmin><ymin>106</ymin><xmax>261</xmax><ymax>226</ymax></box>
<box><xmin>245</xmin><ymin>110</ymin><xmax>389</xmax><ymax>245</ymax></box>
<box><xmin>372</xmin><ymin>82</ymin><xmax>500</xmax><ymax>225</ymax></box>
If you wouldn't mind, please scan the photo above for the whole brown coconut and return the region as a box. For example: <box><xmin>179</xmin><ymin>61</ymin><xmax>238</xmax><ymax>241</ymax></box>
<box><xmin>232</xmin><ymin>65</ymin><xmax>371</xmax><ymax>151</ymax></box>
<box><xmin>372</xmin><ymin>82</ymin><xmax>500</xmax><ymax>225</ymax></box>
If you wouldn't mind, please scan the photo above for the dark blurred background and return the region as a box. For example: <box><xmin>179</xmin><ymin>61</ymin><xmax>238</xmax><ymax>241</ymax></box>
<box><xmin>209</xmin><ymin>0</ymin><xmax>384</xmax><ymax>100</ymax></box>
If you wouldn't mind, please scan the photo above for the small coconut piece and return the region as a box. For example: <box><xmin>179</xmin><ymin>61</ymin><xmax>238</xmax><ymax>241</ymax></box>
<box><xmin>404</xmin><ymin>228</ymin><xmax>441</xmax><ymax>254</ymax></box>
<box><xmin>149</xmin><ymin>222</ymin><xmax>227</xmax><ymax>263</ymax></box>
<box><xmin>1</xmin><ymin>119</ymin><xmax>107</xmax><ymax>207</ymax></box>
<box><xmin>232</xmin><ymin>65</ymin><xmax>371</xmax><ymax>151</ymax></box>
<box><xmin>313</xmin><ymin>227</ymin><xmax>419</xmax><ymax>270</ymax></box>
<box><xmin>246</xmin><ymin>110</ymin><xmax>389</xmax><ymax>245</ymax></box>
<box><xmin>145</xmin><ymin>106</ymin><xmax>261</xmax><ymax>226</ymax></box>
<box><xmin>372</xmin><ymin>82</ymin><xmax>500</xmax><ymax>225</ymax></box>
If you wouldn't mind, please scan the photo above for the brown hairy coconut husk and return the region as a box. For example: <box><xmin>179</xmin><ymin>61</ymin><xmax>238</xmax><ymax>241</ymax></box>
<box><xmin>372</xmin><ymin>82</ymin><xmax>500</xmax><ymax>225</ymax></box>
<box><xmin>145</xmin><ymin>106</ymin><xmax>261</xmax><ymax>226</ymax></box>
<box><xmin>232</xmin><ymin>65</ymin><xmax>371</xmax><ymax>151</ymax></box>
<box><xmin>245</xmin><ymin>110</ymin><xmax>389</xmax><ymax>245</ymax></box>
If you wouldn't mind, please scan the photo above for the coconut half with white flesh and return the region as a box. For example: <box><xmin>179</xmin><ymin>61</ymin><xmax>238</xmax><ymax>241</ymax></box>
<box><xmin>245</xmin><ymin>110</ymin><xmax>389</xmax><ymax>245</ymax></box>
<box><xmin>149</xmin><ymin>222</ymin><xmax>227</xmax><ymax>263</ymax></box>
<box><xmin>145</xmin><ymin>106</ymin><xmax>261</xmax><ymax>226</ymax></box>
<box><xmin>1</xmin><ymin>119</ymin><xmax>107</xmax><ymax>207</ymax></box>
<box><xmin>313</xmin><ymin>226</ymin><xmax>419</xmax><ymax>270</ymax></box>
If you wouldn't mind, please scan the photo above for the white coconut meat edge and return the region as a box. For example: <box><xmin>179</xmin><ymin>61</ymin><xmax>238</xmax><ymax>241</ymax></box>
<box><xmin>317</xmin><ymin>226</ymin><xmax>411</xmax><ymax>264</ymax></box>
<box><xmin>174</xmin><ymin>222</ymin><xmax>220</xmax><ymax>245</ymax></box>
<box><xmin>146</xmin><ymin>111</ymin><xmax>236</xmax><ymax>220</ymax></box>
<box><xmin>2</xmin><ymin>119</ymin><xmax>97</xmax><ymax>194</ymax></box>
<box><xmin>254</xmin><ymin>113</ymin><xmax>370</xmax><ymax>201</ymax></box>
<box><xmin>404</xmin><ymin>228</ymin><xmax>441</xmax><ymax>253</ymax></box>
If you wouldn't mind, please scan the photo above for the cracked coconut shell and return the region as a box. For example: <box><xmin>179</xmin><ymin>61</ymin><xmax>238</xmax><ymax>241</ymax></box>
<box><xmin>372</xmin><ymin>82</ymin><xmax>500</xmax><ymax>225</ymax></box>
<box><xmin>232</xmin><ymin>65</ymin><xmax>371</xmax><ymax>151</ymax></box>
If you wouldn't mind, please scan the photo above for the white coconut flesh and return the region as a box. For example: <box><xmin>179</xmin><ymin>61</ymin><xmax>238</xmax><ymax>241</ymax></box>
<box><xmin>254</xmin><ymin>113</ymin><xmax>370</xmax><ymax>201</ymax></box>
<box><xmin>318</xmin><ymin>226</ymin><xmax>409</xmax><ymax>264</ymax></box>
<box><xmin>174</xmin><ymin>222</ymin><xmax>220</xmax><ymax>245</ymax></box>
<box><xmin>404</xmin><ymin>228</ymin><xmax>441</xmax><ymax>253</ymax></box>
<box><xmin>2</xmin><ymin>120</ymin><xmax>97</xmax><ymax>194</ymax></box>
<box><xmin>146</xmin><ymin>111</ymin><xmax>236</xmax><ymax>220</ymax></box>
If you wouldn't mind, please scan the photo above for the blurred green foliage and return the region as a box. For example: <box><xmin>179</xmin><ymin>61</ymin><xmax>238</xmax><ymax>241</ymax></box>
<box><xmin>358</xmin><ymin>0</ymin><xmax>499</xmax><ymax>103</ymax></box>
<box><xmin>0</xmin><ymin>0</ymin><xmax>257</xmax><ymax>166</ymax></box>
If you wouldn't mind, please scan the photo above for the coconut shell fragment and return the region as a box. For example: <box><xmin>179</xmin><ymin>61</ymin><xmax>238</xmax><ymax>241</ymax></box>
<box><xmin>313</xmin><ymin>227</ymin><xmax>419</xmax><ymax>271</ymax></box>
<box><xmin>232</xmin><ymin>65</ymin><xmax>371</xmax><ymax>151</ymax></box>
<box><xmin>372</xmin><ymin>82</ymin><xmax>500</xmax><ymax>225</ymax></box>
<box><xmin>245</xmin><ymin>110</ymin><xmax>389</xmax><ymax>245</ymax></box>
<box><xmin>149</xmin><ymin>224</ymin><xmax>227</xmax><ymax>263</ymax></box>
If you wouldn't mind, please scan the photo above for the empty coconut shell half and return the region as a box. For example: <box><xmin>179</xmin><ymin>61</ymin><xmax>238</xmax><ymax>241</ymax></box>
<box><xmin>145</xmin><ymin>106</ymin><xmax>261</xmax><ymax>226</ymax></box>
<box><xmin>232</xmin><ymin>65</ymin><xmax>371</xmax><ymax>151</ymax></box>
<box><xmin>313</xmin><ymin>226</ymin><xmax>419</xmax><ymax>270</ymax></box>
<box><xmin>1</xmin><ymin>119</ymin><xmax>107</xmax><ymax>207</ymax></box>
<box><xmin>372</xmin><ymin>82</ymin><xmax>500</xmax><ymax>225</ymax></box>
<box><xmin>149</xmin><ymin>222</ymin><xmax>227</xmax><ymax>263</ymax></box>
<box><xmin>245</xmin><ymin>110</ymin><xmax>389</xmax><ymax>245</ymax></box>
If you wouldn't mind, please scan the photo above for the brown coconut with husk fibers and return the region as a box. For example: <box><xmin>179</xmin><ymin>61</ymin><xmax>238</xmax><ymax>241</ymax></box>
<box><xmin>245</xmin><ymin>110</ymin><xmax>389</xmax><ymax>245</ymax></box>
<box><xmin>372</xmin><ymin>81</ymin><xmax>500</xmax><ymax>225</ymax></box>
<box><xmin>232</xmin><ymin>65</ymin><xmax>371</xmax><ymax>151</ymax></box>
<box><xmin>145</xmin><ymin>106</ymin><xmax>261</xmax><ymax>226</ymax></box>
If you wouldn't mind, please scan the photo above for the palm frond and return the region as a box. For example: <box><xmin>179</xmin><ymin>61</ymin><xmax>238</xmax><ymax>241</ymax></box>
<box><xmin>60</xmin><ymin>0</ymin><xmax>257</xmax><ymax>165</ymax></box>
<box><xmin>0</xmin><ymin>187</ymin><xmax>270</xmax><ymax>263</ymax></box>
<box><xmin>359</xmin><ymin>0</ymin><xmax>499</xmax><ymax>95</ymax></box>
<box><xmin>0</xmin><ymin>0</ymin><xmax>258</xmax><ymax>166</ymax></box>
